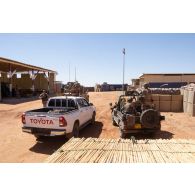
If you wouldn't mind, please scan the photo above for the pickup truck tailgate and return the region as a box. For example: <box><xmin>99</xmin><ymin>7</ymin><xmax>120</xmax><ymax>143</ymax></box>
<box><xmin>24</xmin><ymin>115</ymin><xmax>60</xmax><ymax>129</ymax></box>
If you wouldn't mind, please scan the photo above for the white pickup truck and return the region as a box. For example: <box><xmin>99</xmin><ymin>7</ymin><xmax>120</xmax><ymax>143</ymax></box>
<box><xmin>22</xmin><ymin>96</ymin><xmax>96</xmax><ymax>138</ymax></box>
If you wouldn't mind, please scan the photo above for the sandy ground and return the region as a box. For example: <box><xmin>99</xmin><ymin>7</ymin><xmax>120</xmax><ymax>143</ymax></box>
<box><xmin>0</xmin><ymin>91</ymin><xmax>195</xmax><ymax>163</ymax></box>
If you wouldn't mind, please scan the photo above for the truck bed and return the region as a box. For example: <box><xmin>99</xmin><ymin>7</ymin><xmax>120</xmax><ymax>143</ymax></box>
<box><xmin>26</xmin><ymin>107</ymin><xmax>77</xmax><ymax>115</ymax></box>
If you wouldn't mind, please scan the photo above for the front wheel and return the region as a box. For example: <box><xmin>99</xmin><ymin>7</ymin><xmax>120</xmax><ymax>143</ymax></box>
<box><xmin>112</xmin><ymin>118</ymin><xmax>118</xmax><ymax>126</ymax></box>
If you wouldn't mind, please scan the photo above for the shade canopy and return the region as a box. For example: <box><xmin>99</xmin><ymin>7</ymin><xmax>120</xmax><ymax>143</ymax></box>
<box><xmin>0</xmin><ymin>57</ymin><xmax>56</xmax><ymax>73</ymax></box>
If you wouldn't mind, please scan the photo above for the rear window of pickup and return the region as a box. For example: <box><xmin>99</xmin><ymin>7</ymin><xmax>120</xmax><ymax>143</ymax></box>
<box><xmin>48</xmin><ymin>99</ymin><xmax>77</xmax><ymax>108</ymax></box>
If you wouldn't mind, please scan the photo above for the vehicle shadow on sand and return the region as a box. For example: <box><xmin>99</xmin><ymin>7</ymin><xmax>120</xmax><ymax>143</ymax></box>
<box><xmin>79</xmin><ymin>121</ymin><xmax>103</xmax><ymax>138</ymax></box>
<box><xmin>125</xmin><ymin>130</ymin><xmax>174</xmax><ymax>140</ymax></box>
<box><xmin>29</xmin><ymin>136</ymin><xmax>68</xmax><ymax>155</ymax></box>
<box><xmin>29</xmin><ymin>121</ymin><xmax>103</xmax><ymax>155</ymax></box>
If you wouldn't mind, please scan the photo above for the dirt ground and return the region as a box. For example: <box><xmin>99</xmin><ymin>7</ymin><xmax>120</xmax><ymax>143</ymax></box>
<box><xmin>0</xmin><ymin>91</ymin><xmax>195</xmax><ymax>163</ymax></box>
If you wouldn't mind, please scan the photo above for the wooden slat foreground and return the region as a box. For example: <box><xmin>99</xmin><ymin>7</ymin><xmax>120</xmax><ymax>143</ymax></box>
<box><xmin>45</xmin><ymin>138</ymin><xmax>195</xmax><ymax>163</ymax></box>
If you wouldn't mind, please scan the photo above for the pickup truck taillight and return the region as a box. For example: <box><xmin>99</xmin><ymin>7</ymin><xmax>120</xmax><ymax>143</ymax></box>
<box><xmin>22</xmin><ymin>113</ymin><xmax>26</xmax><ymax>124</ymax></box>
<box><xmin>59</xmin><ymin>116</ymin><xmax>67</xmax><ymax>127</ymax></box>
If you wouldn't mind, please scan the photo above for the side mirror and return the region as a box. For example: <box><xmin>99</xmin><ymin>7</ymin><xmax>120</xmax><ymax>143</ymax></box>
<box><xmin>109</xmin><ymin>103</ymin><xmax>112</xmax><ymax>106</ymax></box>
<box><xmin>89</xmin><ymin>103</ymin><xmax>93</xmax><ymax>106</ymax></box>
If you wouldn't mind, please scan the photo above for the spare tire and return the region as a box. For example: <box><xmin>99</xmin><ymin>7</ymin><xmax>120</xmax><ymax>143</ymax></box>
<box><xmin>140</xmin><ymin>109</ymin><xmax>159</xmax><ymax>129</ymax></box>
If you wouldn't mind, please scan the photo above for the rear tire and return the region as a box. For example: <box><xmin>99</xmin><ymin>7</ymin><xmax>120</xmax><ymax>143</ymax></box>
<box><xmin>91</xmin><ymin>112</ymin><xmax>96</xmax><ymax>125</ymax></box>
<box><xmin>72</xmin><ymin>122</ymin><xmax>80</xmax><ymax>138</ymax></box>
<box><xmin>148</xmin><ymin>131</ymin><xmax>156</xmax><ymax>137</ymax></box>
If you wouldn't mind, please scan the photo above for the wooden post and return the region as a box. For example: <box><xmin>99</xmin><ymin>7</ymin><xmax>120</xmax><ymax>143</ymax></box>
<box><xmin>47</xmin><ymin>72</ymin><xmax>50</xmax><ymax>93</ymax></box>
<box><xmin>31</xmin><ymin>70</ymin><xmax>39</xmax><ymax>95</ymax></box>
<box><xmin>9</xmin><ymin>64</ymin><xmax>12</xmax><ymax>97</ymax></box>
<box><xmin>31</xmin><ymin>70</ymin><xmax>35</xmax><ymax>95</ymax></box>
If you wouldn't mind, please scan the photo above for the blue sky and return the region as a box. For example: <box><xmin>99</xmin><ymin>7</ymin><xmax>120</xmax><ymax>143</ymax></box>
<box><xmin>0</xmin><ymin>33</ymin><xmax>195</xmax><ymax>86</ymax></box>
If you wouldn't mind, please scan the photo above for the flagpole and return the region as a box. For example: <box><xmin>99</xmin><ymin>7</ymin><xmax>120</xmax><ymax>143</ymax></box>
<box><xmin>122</xmin><ymin>48</ymin><xmax>125</xmax><ymax>95</ymax></box>
<box><xmin>69</xmin><ymin>64</ymin><xmax>70</xmax><ymax>82</ymax></box>
<box><xmin>75</xmin><ymin>67</ymin><xmax>77</xmax><ymax>82</ymax></box>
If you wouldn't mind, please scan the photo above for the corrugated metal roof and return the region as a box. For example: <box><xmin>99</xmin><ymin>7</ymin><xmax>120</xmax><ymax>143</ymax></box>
<box><xmin>140</xmin><ymin>73</ymin><xmax>195</xmax><ymax>78</ymax></box>
<box><xmin>0</xmin><ymin>57</ymin><xmax>57</xmax><ymax>73</ymax></box>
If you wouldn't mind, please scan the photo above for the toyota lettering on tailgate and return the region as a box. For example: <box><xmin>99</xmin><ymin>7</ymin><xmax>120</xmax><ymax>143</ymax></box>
<box><xmin>30</xmin><ymin>118</ymin><xmax>54</xmax><ymax>125</ymax></box>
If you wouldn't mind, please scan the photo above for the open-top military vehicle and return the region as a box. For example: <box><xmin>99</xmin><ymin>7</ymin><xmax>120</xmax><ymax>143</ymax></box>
<box><xmin>64</xmin><ymin>81</ymin><xmax>89</xmax><ymax>102</ymax></box>
<box><xmin>110</xmin><ymin>90</ymin><xmax>165</xmax><ymax>138</ymax></box>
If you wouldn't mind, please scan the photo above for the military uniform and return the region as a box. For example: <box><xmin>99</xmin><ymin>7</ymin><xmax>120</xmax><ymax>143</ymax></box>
<box><xmin>142</xmin><ymin>83</ymin><xmax>152</xmax><ymax>102</ymax></box>
<box><xmin>121</xmin><ymin>99</ymin><xmax>135</xmax><ymax>114</ymax></box>
<box><xmin>39</xmin><ymin>91</ymin><xmax>48</xmax><ymax>107</ymax></box>
<box><xmin>120</xmin><ymin>98</ymin><xmax>126</xmax><ymax>110</ymax></box>
<box><xmin>142</xmin><ymin>83</ymin><xmax>151</xmax><ymax>96</ymax></box>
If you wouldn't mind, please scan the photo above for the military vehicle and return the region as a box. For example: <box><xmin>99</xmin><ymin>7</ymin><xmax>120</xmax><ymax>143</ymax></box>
<box><xmin>110</xmin><ymin>90</ymin><xmax>165</xmax><ymax>138</ymax></box>
<box><xmin>64</xmin><ymin>81</ymin><xmax>89</xmax><ymax>101</ymax></box>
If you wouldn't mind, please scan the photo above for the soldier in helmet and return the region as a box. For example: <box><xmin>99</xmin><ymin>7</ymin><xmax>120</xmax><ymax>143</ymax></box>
<box><xmin>142</xmin><ymin>83</ymin><xmax>151</xmax><ymax>96</ymax></box>
<box><xmin>142</xmin><ymin>82</ymin><xmax>153</xmax><ymax>102</ymax></box>
<box><xmin>39</xmin><ymin>90</ymin><xmax>49</xmax><ymax>107</ymax></box>
<box><xmin>121</xmin><ymin>97</ymin><xmax>135</xmax><ymax>114</ymax></box>
<box><xmin>142</xmin><ymin>83</ymin><xmax>155</xmax><ymax>111</ymax></box>
<box><xmin>120</xmin><ymin>97</ymin><xmax>126</xmax><ymax>110</ymax></box>
<box><xmin>83</xmin><ymin>89</ymin><xmax>89</xmax><ymax>102</ymax></box>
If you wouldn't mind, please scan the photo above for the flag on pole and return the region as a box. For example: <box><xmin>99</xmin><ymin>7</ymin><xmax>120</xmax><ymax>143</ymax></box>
<box><xmin>122</xmin><ymin>48</ymin><xmax>125</xmax><ymax>55</ymax></box>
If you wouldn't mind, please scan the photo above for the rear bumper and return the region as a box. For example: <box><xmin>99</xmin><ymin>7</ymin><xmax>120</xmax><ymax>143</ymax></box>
<box><xmin>22</xmin><ymin>127</ymin><xmax>66</xmax><ymax>136</ymax></box>
<box><xmin>121</xmin><ymin>125</ymin><xmax>161</xmax><ymax>133</ymax></box>
<box><xmin>121</xmin><ymin>129</ymin><xmax>158</xmax><ymax>134</ymax></box>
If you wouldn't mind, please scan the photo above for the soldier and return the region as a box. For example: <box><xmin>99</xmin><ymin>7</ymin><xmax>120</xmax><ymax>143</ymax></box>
<box><xmin>120</xmin><ymin>97</ymin><xmax>126</xmax><ymax>110</ymax></box>
<box><xmin>85</xmin><ymin>90</ymin><xmax>89</xmax><ymax>102</ymax></box>
<box><xmin>110</xmin><ymin>102</ymin><xmax>118</xmax><ymax>112</ymax></box>
<box><xmin>121</xmin><ymin>98</ymin><xmax>135</xmax><ymax>114</ymax></box>
<box><xmin>136</xmin><ymin>96</ymin><xmax>145</xmax><ymax>113</ymax></box>
<box><xmin>142</xmin><ymin>82</ymin><xmax>153</xmax><ymax>103</ymax></box>
<box><xmin>39</xmin><ymin>90</ymin><xmax>49</xmax><ymax>107</ymax></box>
<box><xmin>140</xmin><ymin>86</ymin><xmax>155</xmax><ymax>111</ymax></box>
<box><xmin>140</xmin><ymin>97</ymin><xmax>149</xmax><ymax>112</ymax></box>
<box><xmin>142</xmin><ymin>83</ymin><xmax>151</xmax><ymax>96</ymax></box>
<box><xmin>83</xmin><ymin>90</ymin><xmax>89</xmax><ymax>102</ymax></box>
